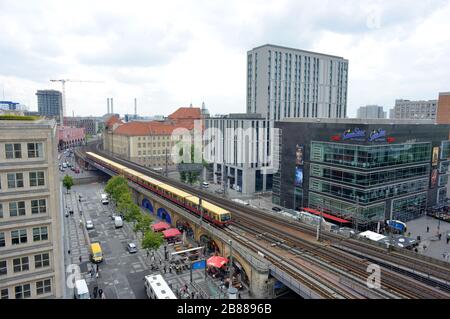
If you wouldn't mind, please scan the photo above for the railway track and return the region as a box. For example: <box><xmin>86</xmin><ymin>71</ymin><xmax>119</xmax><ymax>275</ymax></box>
<box><xmin>232</xmin><ymin>212</ymin><xmax>450</xmax><ymax>299</ymax></box>
<box><xmin>79</xmin><ymin>143</ymin><xmax>450</xmax><ymax>299</ymax></box>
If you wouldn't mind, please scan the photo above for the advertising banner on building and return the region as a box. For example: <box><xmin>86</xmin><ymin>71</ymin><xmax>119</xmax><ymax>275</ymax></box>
<box><xmin>295</xmin><ymin>144</ymin><xmax>304</xmax><ymax>187</ymax></box>
<box><xmin>432</xmin><ymin>146</ymin><xmax>439</xmax><ymax>166</ymax></box>
<box><xmin>430</xmin><ymin>168</ymin><xmax>438</xmax><ymax>188</ymax></box>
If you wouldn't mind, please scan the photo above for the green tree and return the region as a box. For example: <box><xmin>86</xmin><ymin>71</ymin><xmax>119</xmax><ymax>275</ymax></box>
<box><xmin>127</xmin><ymin>204</ymin><xmax>142</xmax><ymax>223</ymax></box>
<box><xmin>105</xmin><ymin>175</ymin><xmax>128</xmax><ymax>200</ymax></box>
<box><xmin>63</xmin><ymin>175</ymin><xmax>74</xmax><ymax>193</ymax></box>
<box><xmin>141</xmin><ymin>230</ymin><xmax>164</xmax><ymax>255</ymax></box>
<box><xmin>134</xmin><ymin>214</ymin><xmax>153</xmax><ymax>236</ymax></box>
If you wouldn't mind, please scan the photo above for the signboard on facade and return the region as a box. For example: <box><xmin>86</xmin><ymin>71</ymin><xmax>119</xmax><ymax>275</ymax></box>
<box><xmin>331</xmin><ymin>128</ymin><xmax>394</xmax><ymax>143</ymax></box>
<box><xmin>430</xmin><ymin>169</ymin><xmax>438</xmax><ymax>188</ymax></box>
<box><xmin>294</xmin><ymin>144</ymin><xmax>304</xmax><ymax>187</ymax></box>
<box><xmin>432</xmin><ymin>147</ymin><xmax>440</xmax><ymax>166</ymax></box>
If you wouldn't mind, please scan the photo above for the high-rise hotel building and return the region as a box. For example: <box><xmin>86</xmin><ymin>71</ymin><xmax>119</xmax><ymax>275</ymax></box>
<box><xmin>246</xmin><ymin>44</ymin><xmax>349</xmax><ymax>121</ymax></box>
<box><xmin>0</xmin><ymin>116</ymin><xmax>63</xmax><ymax>299</ymax></box>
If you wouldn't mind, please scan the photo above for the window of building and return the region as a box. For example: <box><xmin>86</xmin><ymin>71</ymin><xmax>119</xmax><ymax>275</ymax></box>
<box><xmin>9</xmin><ymin>201</ymin><xmax>26</xmax><ymax>217</ymax></box>
<box><xmin>0</xmin><ymin>260</ymin><xmax>6</xmax><ymax>276</ymax></box>
<box><xmin>13</xmin><ymin>256</ymin><xmax>29</xmax><ymax>273</ymax></box>
<box><xmin>33</xmin><ymin>227</ymin><xmax>48</xmax><ymax>242</ymax></box>
<box><xmin>27</xmin><ymin>143</ymin><xmax>43</xmax><ymax>158</ymax></box>
<box><xmin>0</xmin><ymin>203</ymin><xmax>3</xmax><ymax>218</ymax></box>
<box><xmin>0</xmin><ymin>232</ymin><xmax>4</xmax><ymax>247</ymax></box>
<box><xmin>34</xmin><ymin>253</ymin><xmax>50</xmax><ymax>268</ymax></box>
<box><xmin>29</xmin><ymin>171</ymin><xmax>45</xmax><ymax>187</ymax></box>
<box><xmin>31</xmin><ymin>199</ymin><xmax>46</xmax><ymax>214</ymax></box>
<box><xmin>1</xmin><ymin>288</ymin><xmax>8</xmax><ymax>299</ymax></box>
<box><xmin>14</xmin><ymin>284</ymin><xmax>31</xmax><ymax>299</ymax></box>
<box><xmin>11</xmin><ymin>229</ymin><xmax>27</xmax><ymax>245</ymax></box>
<box><xmin>36</xmin><ymin>279</ymin><xmax>52</xmax><ymax>295</ymax></box>
<box><xmin>5</xmin><ymin>143</ymin><xmax>22</xmax><ymax>159</ymax></box>
<box><xmin>7</xmin><ymin>173</ymin><xmax>24</xmax><ymax>188</ymax></box>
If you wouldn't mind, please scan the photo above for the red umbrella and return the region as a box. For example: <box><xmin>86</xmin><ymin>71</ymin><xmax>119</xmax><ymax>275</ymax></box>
<box><xmin>207</xmin><ymin>256</ymin><xmax>229</xmax><ymax>268</ymax></box>
<box><xmin>162</xmin><ymin>228</ymin><xmax>181</xmax><ymax>239</ymax></box>
<box><xmin>152</xmin><ymin>222</ymin><xmax>171</xmax><ymax>232</ymax></box>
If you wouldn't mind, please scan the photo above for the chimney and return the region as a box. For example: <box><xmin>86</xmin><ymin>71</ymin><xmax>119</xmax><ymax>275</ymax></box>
<box><xmin>134</xmin><ymin>98</ymin><xmax>137</xmax><ymax>117</ymax></box>
<box><xmin>107</xmin><ymin>98</ymin><xmax>110</xmax><ymax>114</ymax></box>
<box><xmin>111</xmin><ymin>97</ymin><xmax>114</xmax><ymax>114</ymax></box>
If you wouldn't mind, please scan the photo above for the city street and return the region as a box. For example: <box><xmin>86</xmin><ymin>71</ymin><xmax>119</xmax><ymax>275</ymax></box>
<box><xmin>62</xmin><ymin>182</ymin><xmax>231</xmax><ymax>299</ymax></box>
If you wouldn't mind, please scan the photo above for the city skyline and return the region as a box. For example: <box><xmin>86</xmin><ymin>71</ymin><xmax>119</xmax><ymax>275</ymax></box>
<box><xmin>1</xmin><ymin>0</ymin><xmax>449</xmax><ymax>118</ymax></box>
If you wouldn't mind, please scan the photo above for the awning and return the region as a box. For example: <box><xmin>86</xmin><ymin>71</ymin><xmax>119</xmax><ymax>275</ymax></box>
<box><xmin>152</xmin><ymin>222</ymin><xmax>171</xmax><ymax>232</ymax></box>
<box><xmin>162</xmin><ymin>228</ymin><xmax>182</xmax><ymax>239</ymax></box>
<box><xmin>207</xmin><ymin>256</ymin><xmax>229</xmax><ymax>268</ymax></box>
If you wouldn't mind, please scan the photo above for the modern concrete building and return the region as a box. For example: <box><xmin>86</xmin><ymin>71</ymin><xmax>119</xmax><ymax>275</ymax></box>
<box><xmin>0</xmin><ymin>101</ymin><xmax>20</xmax><ymax>111</ymax></box>
<box><xmin>356</xmin><ymin>105</ymin><xmax>386</xmax><ymax>119</ymax></box>
<box><xmin>204</xmin><ymin>113</ymin><xmax>276</xmax><ymax>194</ymax></box>
<box><xmin>36</xmin><ymin>90</ymin><xmax>63</xmax><ymax>124</ymax></box>
<box><xmin>0</xmin><ymin>116</ymin><xmax>63</xmax><ymax>299</ymax></box>
<box><xmin>246</xmin><ymin>44</ymin><xmax>349</xmax><ymax>121</ymax></box>
<box><xmin>391</xmin><ymin>99</ymin><xmax>438</xmax><ymax>120</ymax></box>
<box><xmin>272</xmin><ymin>118</ymin><xmax>450</xmax><ymax>230</ymax></box>
<box><xmin>63</xmin><ymin>116</ymin><xmax>100</xmax><ymax>136</ymax></box>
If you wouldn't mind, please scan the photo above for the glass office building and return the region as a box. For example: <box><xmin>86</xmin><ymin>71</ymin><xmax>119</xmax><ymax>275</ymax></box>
<box><xmin>273</xmin><ymin>118</ymin><xmax>450</xmax><ymax>229</ymax></box>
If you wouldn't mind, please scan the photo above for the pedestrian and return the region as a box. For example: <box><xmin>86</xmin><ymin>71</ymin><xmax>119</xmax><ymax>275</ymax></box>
<box><xmin>68</xmin><ymin>249</ymin><xmax>71</xmax><ymax>255</ymax></box>
<box><xmin>159</xmin><ymin>258</ymin><xmax>162</xmax><ymax>265</ymax></box>
<box><xmin>96</xmin><ymin>264</ymin><xmax>99</xmax><ymax>272</ymax></box>
<box><xmin>98</xmin><ymin>289</ymin><xmax>103</xmax><ymax>298</ymax></box>
<box><xmin>427</xmin><ymin>226</ymin><xmax>429</xmax><ymax>233</ymax></box>
<box><xmin>96</xmin><ymin>272</ymin><xmax>99</xmax><ymax>279</ymax></box>
<box><xmin>147</xmin><ymin>250</ymin><xmax>149</xmax><ymax>258</ymax></box>
<box><xmin>93</xmin><ymin>286</ymin><xmax>98</xmax><ymax>298</ymax></box>
<box><xmin>79</xmin><ymin>255</ymin><xmax>82</xmax><ymax>263</ymax></box>
<box><xmin>447</xmin><ymin>237</ymin><xmax>449</xmax><ymax>244</ymax></box>
<box><xmin>164</xmin><ymin>266</ymin><xmax>166</xmax><ymax>273</ymax></box>
<box><xmin>191</xmin><ymin>291</ymin><xmax>195</xmax><ymax>299</ymax></box>
<box><xmin>169</xmin><ymin>266</ymin><xmax>172</xmax><ymax>274</ymax></box>
<box><xmin>438</xmin><ymin>233</ymin><xmax>442</xmax><ymax>240</ymax></box>
<box><xmin>90</xmin><ymin>269</ymin><xmax>94</xmax><ymax>278</ymax></box>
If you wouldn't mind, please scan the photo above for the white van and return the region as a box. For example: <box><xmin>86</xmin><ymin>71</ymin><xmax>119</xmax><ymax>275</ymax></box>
<box><xmin>101</xmin><ymin>193</ymin><xmax>109</xmax><ymax>205</ymax></box>
<box><xmin>74</xmin><ymin>279</ymin><xmax>90</xmax><ymax>299</ymax></box>
<box><xmin>114</xmin><ymin>216</ymin><xmax>123</xmax><ymax>228</ymax></box>
<box><xmin>144</xmin><ymin>274</ymin><xmax>177</xmax><ymax>299</ymax></box>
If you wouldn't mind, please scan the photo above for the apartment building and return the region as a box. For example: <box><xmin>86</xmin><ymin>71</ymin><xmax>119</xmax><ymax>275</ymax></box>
<box><xmin>0</xmin><ymin>116</ymin><xmax>63</xmax><ymax>299</ymax></box>
<box><xmin>391</xmin><ymin>99</ymin><xmax>438</xmax><ymax>120</ymax></box>
<box><xmin>246</xmin><ymin>44</ymin><xmax>349</xmax><ymax>121</ymax></box>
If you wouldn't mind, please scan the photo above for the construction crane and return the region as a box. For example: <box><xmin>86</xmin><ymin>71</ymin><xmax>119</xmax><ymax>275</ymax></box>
<box><xmin>50</xmin><ymin>79</ymin><xmax>104</xmax><ymax>125</ymax></box>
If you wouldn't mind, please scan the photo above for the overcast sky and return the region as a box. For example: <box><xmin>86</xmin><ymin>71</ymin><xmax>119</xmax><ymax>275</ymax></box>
<box><xmin>1</xmin><ymin>0</ymin><xmax>449</xmax><ymax>118</ymax></box>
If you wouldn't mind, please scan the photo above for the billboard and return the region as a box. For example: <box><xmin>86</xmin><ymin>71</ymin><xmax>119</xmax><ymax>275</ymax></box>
<box><xmin>295</xmin><ymin>145</ymin><xmax>304</xmax><ymax>165</ymax></box>
<box><xmin>295</xmin><ymin>167</ymin><xmax>303</xmax><ymax>186</ymax></box>
<box><xmin>295</xmin><ymin>145</ymin><xmax>304</xmax><ymax>187</ymax></box>
<box><xmin>432</xmin><ymin>147</ymin><xmax>439</xmax><ymax>166</ymax></box>
<box><xmin>430</xmin><ymin>169</ymin><xmax>438</xmax><ymax>188</ymax></box>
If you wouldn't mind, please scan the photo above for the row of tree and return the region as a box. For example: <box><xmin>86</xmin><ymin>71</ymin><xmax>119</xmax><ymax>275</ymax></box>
<box><xmin>104</xmin><ymin>176</ymin><xmax>164</xmax><ymax>254</ymax></box>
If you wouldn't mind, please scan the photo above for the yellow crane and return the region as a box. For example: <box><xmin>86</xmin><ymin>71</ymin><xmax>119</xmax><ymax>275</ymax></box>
<box><xmin>50</xmin><ymin>79</ymin><xmax>104</xmax><ymax>124</ymax></box>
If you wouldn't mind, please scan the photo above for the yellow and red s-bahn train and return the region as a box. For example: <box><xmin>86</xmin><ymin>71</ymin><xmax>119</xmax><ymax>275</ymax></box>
<box><xmin>86</xmin><ymin>152</ymin><xmax>231</xmax><ymax>227</ymax></box>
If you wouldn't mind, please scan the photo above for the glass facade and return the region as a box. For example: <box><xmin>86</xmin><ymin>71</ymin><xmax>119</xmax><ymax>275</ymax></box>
<box><xmin>391</xmin><ymin>193</ymin><xmax>427</xmax><ymax>221</ymax></box>
<box><xmin>311</xmin><ymin>141</ymin><xmax>431</xmax><ymax>169</ymax></box>
<box><xmin>309</xmin><ymin>177</ymin><xmax>428</xmax><ymax>204</ymax></box>
<box><xmin>308</xmin><ymin>192</ymin><xmax>385</xmax><ymax>221</ymax></box>
<box><xmin>310</xmin><ymin>163</ymin><xmax>429</xmax><ymax>187</ymax></box>
<box><xmin>440</xmin><ymin>141</ymin><xmax>450</xmax><ymax>160</ymax></box>
<box><xmin>309</xmin><ymin>141</ymin><xmax>435</xmax><ymax>224</ymax></box>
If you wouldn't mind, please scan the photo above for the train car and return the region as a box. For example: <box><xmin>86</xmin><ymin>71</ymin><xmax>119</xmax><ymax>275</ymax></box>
<box><xmin>86</xmin><ymin>151</ymin><xmax>232</xmax><ymax>227</ymax></box>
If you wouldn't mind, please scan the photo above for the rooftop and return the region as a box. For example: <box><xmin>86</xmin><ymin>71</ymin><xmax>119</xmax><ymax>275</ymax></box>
<box><xmin>168</xmin><ymin>107</ymin><xmax>201</xmax><ymax>120</ymax></box>
<box><xmin>250</xmin><ymin>44</ymin><xmax>346</xmax><ymax>60</ymax></box>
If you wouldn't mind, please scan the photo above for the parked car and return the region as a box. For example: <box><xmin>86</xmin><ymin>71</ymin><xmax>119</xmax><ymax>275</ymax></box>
<box><xmin>114</xmin><ymin>216</ymin><xmax>123</xmax><ymax>228</ymax></box>
<box><xmin>127</xmin><ymin>243</ymin><xmax>137</xmax><ymax>253</ymax></box>
<box><xmin>201</xmin><ymin>182</ymin><xmax>209</xmax><ymax>188</ymax></box>
<box><xmin>272</xmin><ymin>207</ymin><xmax>282</xmax><ymax>212</ymax></box>
<box><xmin>214</xmin><ymin>189</ymin><xmax>224</xmax><ymax>194</ymax></box>
<box><xmin>74</xmin><ymin>167</ymin><xmax>80</xmax><ymax>174</ymax></box>
<box><xmin>86</xmin><ymin>220</ymin><xmax>94</xmax><ymax>230</ymax></box>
